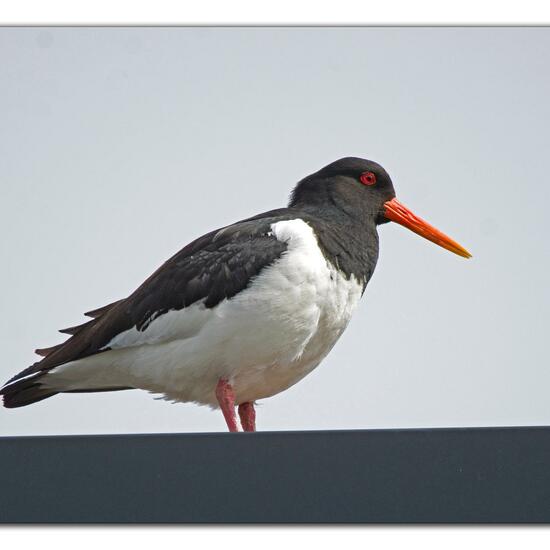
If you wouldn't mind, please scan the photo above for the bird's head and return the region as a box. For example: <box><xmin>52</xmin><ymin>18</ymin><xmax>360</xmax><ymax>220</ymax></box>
<box><xmin>290</xmin><ymin>157</ymin><xmax>471</xmax><ymax>259</ymax></box>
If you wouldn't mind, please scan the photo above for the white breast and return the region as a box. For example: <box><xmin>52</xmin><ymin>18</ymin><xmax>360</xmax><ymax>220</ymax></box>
<box><xmin>43</xmin><ymin>219</ymin><xmax>364</xmax><ymax>407</ymax></box>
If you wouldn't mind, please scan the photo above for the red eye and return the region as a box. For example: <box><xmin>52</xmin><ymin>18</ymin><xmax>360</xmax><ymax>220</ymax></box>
<box><xmin>360</xmin><ymin>171</ymin><xmax>376</xmax><ymax>186</ymax></box>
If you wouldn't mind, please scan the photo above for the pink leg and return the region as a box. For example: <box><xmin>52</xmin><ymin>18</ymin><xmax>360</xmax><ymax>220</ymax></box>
<box><xmin>238</xmin><ymin>402</ymin><xmax>256</xmax><ymax>432</ymax></box>
<box><xmin>215</xmin><ymin>378</ymin><xmax>239</xmax><ymax>432</ymax></box>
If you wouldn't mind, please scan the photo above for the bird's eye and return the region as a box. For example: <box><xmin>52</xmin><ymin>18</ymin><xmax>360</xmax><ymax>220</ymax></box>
<box><xmin>360</xmin><ymin>171</ymin><xmax>376</xmax><ymax>186</ymax></box>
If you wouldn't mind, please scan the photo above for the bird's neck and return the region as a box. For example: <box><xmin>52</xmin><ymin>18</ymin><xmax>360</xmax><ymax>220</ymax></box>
<box><xmin>290</xmin><ymin>203</ymin><xmax>380</xmax><ymax>290</ymax></box>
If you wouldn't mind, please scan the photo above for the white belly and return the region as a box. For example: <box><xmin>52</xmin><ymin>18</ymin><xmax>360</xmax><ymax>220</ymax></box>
<box><xmin>44</xmin><ymin>219</ymin><xmax>364</xmax><ymax>406</ymax></box>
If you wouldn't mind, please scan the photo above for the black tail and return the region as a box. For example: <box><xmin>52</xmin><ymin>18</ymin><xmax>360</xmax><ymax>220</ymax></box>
<box><xmin>1</xmin><ymin>374</ymin><xmax>58</xmax><ymax>408</ymax></box>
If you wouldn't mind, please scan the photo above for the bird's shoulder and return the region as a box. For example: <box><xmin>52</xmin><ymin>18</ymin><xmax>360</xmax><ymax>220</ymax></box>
<box><xmin>129</xmin><ymin>207</ymin><xmax>296</xmax><ymax>312</ymax></box>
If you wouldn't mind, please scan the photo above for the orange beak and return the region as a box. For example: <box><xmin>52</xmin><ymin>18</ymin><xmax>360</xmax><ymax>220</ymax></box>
<box><xmin>384</xmin><ymin>198</ymin><xmax>472</xmax><ymax>259</ymax></box>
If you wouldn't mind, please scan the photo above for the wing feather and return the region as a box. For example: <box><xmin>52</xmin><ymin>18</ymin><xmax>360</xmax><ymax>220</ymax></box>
<box><xmin>3</xmin><ymin>211</ymin><xmax>290</xmax><ymax>389</ymax></box>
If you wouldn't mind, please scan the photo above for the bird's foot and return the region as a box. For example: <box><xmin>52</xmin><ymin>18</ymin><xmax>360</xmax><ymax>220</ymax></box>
<box><xmin>238</xmin><ymin>402</ymin><xmax>256</xmax><ymax>432</ymax></box>
<box><xmin>215</xmin><ymin>378</ymin><xmax>239</xmax><ymax>432</ymax></box>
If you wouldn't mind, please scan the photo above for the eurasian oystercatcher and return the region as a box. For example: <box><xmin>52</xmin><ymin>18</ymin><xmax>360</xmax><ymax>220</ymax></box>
<box><xmin>1</xmin><ymin>157</ymin><xmax>471</xmax><ymax>432</ymax></box>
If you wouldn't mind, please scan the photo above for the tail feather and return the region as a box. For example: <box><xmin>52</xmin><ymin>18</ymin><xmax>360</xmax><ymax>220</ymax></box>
<box><xmin>2</xmin><ymin>367</ymin><xmax>133</xmax><ymax>408</ymax></box>
<box><xmin>1</xmin><ymin>375</ymin><xmax>58</xmax><ymax>408</ymax></box>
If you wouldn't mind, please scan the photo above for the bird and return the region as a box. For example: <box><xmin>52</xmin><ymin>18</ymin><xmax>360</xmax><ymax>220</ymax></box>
<box><xmin>1</xmin><ymin>157</ymin><xmax>471</xmax><ymax>432</ymax></box>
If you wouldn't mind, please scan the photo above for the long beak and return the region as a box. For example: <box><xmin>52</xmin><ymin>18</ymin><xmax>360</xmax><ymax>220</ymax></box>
<box><xmin>384</xmin><ymin>198</ymin><xmax>472</xmax><ymax>259</ymax></box>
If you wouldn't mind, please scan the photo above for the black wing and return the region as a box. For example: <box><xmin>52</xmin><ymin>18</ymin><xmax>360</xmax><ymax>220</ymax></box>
<box><xmin>2</xmin><ymin>210</ymin><xmax>290</xmax><ymax>388</ymax></box>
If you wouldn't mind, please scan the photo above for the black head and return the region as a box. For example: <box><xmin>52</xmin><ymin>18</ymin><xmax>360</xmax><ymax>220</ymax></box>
<box><xmin>289</xmin><ymin>157</ymin><xmax>472</xmax><ymax>258</ymax></box>
<box><xmin>289</xmin><ymin>157</ymin><xmax>396</xmax><ymax>225</ymax></box>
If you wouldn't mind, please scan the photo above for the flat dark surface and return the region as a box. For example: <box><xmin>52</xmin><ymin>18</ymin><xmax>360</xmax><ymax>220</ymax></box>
<box><xmin>1</xmin><ymin>426</ymin><xmax>550</xmax><ymax>523</ymax></box>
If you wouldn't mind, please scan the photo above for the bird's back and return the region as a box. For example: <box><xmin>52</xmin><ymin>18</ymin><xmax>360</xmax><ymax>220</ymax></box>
<box><xmin>1</xmin><ymin>206</ymin><xmax>379</xmax><ymax>408</ymax></box>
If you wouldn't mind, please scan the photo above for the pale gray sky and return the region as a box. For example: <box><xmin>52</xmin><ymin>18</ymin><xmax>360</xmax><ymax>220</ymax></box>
<box><xmin>1</xmin><ymin>27</ymin><xmax>549</xmax><ymax>435</ymax></box>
